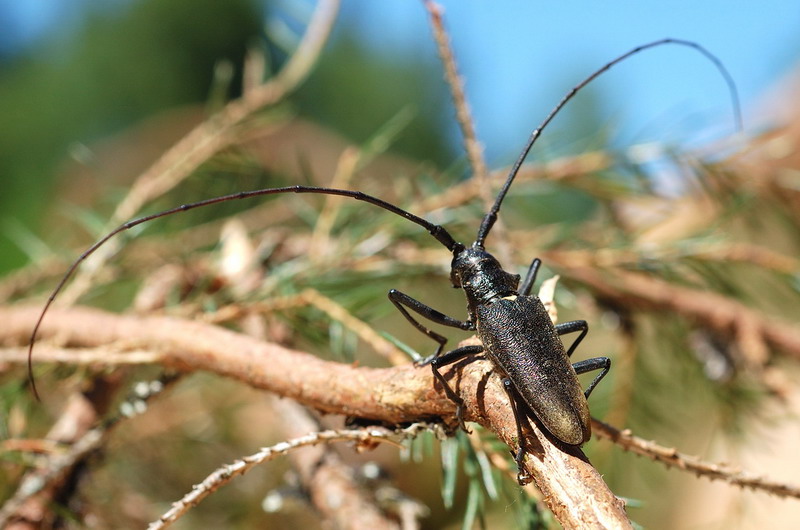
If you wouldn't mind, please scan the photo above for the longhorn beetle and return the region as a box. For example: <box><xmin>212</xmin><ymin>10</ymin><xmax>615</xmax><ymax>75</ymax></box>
<box><xmin>27</xmin><ymin>39</ymin><xmax>741</xmax><ymax>482</ymax></box>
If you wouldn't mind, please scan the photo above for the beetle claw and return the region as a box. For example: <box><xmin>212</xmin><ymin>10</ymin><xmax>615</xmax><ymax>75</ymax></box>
<box><xmin>514</xmin><ymin>448</ymin><xmax>533</xmax><ymax>485</ymax></box>
<box><xmin>414</xmin><ymin>354</ymin><xmax>435</xmax><ymax>367</ymax></box>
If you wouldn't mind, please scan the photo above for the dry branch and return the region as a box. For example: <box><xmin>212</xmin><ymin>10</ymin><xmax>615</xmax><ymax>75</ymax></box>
<box><xmin>592</xmin><ymin>420</ymin><xmax>800</xmax><ymax>499</ymax></box>
<box><xmin>149</xmin><ymin>423</ymin><xmax>423</xmax><ymax>530</ymax></box>
<box><xmin>559</xmin><ymin>266</ymin><xmax>800</xmax><ymax>364</ymax></box>
<box><xmin>268</xmin><ymin>398</ymin><xmax>404</xmax><ymax>530</ymax></box>
<box><xmin>3</xmin><ymin>304</ymin><xmax>630</xmax><ymax>529</ymax></box>
<box><xmin>423</xmin><ymin>0</ymin><xmax>489</xmax><ymax>189</ymax></box>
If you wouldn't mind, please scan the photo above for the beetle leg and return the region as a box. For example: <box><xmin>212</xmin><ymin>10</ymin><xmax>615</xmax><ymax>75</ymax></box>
<box><xmin>430</xmin><ymin>345</ymin><xmax>484</xmax><ymax>432</ymax></box>
<box><xmin>388</xmin><ymin>289</ymin><xmax>474</xmax><ymax>365</ymax></box>
<box><xmin>502</xmin><ymin>378</ymin><xmax>533</xmax><ymax>485</ymax></box>
<box><xmin>555</xmin><ymin>319</ymin><xmax>588</xmax><ymax>357</ymax></box>
<box><xmin>519</xmin><ymin>258</ymin><xmax>542</xmax><ymax>296</ymax></box>
<box><xmin>572</xmin><ymin>357</ymin><xmax>612</xmax><ymax>399</ymax></box>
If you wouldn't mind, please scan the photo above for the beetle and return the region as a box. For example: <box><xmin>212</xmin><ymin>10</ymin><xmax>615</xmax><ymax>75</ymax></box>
<box><xmin>27</xmin><ymin>38</ymin><xmax>740</xmax><ymax>481</ymax></box>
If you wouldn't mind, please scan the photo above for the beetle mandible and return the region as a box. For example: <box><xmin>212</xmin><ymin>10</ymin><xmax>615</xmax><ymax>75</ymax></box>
<box><xmin>27</xmin><ymin>38</ymin><xmax>741</xmax><ymax>482</ymax></box>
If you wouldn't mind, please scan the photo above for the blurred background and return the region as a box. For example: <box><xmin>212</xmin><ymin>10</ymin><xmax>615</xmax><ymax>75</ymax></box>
<box><xmin>2</xmin><ymin>0</ymin><xmax>800</xmax><ymax>528</ymax></box>
<box><xmin>3</xmin><ymin>0</ymin><xmax>800</xmax><ymax>271</ymax></box>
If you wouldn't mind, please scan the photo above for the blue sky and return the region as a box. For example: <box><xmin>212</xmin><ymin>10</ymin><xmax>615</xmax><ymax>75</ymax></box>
<box><xmin>338</xmin><ymin>1</ymin><xmax>800</xmax><ymax>163</ymax></box>
<box><xmin>3</xmin><ymin>0</ymin><xmax>800</xmax><ymax>165</ymax></box>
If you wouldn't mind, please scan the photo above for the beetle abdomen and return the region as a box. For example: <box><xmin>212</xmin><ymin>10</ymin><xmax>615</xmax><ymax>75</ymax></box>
<box><xmin>476</xmin><ymin>296</ymin><xmax>591</xmax><ymax>445</ymax></box>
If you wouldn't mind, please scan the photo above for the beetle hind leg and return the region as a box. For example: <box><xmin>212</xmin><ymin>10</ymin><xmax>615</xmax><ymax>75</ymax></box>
<box><xmin>555</xmin><ymin>319</ymin><xmax>589</xmax><ymax>357</ymax></box>
<box><xmin>502</xmin><ymin>378</ymin><xmax>533</xmax><ymax>485</ymax></box>
<box><xmin>572</xmin><ymin>357</ymin><xmax>611</xmax><ymax>399</ymax></box>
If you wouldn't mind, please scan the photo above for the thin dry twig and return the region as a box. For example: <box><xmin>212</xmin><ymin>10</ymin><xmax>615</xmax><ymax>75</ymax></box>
<box><xmin>203</xmin><ymin>288</ymin><xmax>408</xmax><ymax>366</ymax></box>
<box><xmin>541</xmin><ymin>243</ymin><xmax>800</xmax><ymax>276</ymax></box>
<box><xmin>0</xmin><ymin>345</ymin><xmax>161</xmax><ymax>366</ymax></box>
<box><xmin>310</xmin><ymin>147</ymin><xmax>361</xmax><ymax>259</ymax></box>
<box><xmin>422</xmin><ymin>0</ymin><xmax>516</xmax><ymax>267</ymax></box>
<box><xmin>592</xmin><ymin>419</ymin><xmax>800</xmax><ymax>499</ymax></box>
<box><xmin>559</xmin><ymin>266</ymin><xmax>800</xmax><ymax>365</ymax></box>
<box><xmin>148</xmin><ymin>423</ymin><xmax>429</xmax><ymax>530</ymax></box>
<box><xmin>59</xmin><ymin>0</ymin><xmax>341</xmax><ymax>305</ymax></box>
<box><xmin>220</xmin><ymin>277</ymin><xmax>405</xmax><ymax>530</ymax></box>
<box><xmin>0</xmin><ymin>426</ymin><xmax>106</xmax><ymax>527</ymax></box>
<box><xmin>422</xmin><ymin>1</ymin><xmax>489</xmax><ymax>190</ymax></box>
<box><xmin>268</xmin><ymin>397</ymin><xmax>406</xmax><ymax>530</ymax></box>
<box><xmin>420</xmin><ymin>151</ymin><xmax>612</xmax><ymax>213</ymax></box>
<box><xmin>0</xmin><ymin>260</ymin><xmax>65</xmax><ymax>304</ymax></box>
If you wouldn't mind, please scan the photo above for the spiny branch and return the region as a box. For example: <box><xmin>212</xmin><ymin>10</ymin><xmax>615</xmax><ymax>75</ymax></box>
<box><xmin>559</xmin><ymin>266</ymin><xmax>800</xmax><ymax>365</ymax></box>
<box><xmin>149</xmin><ymin>423</ymin><xmax>432</xmax><ymax>530</ymax></box>
<box><xmin>422</xmin><ymin>0</ymin><xmax>489</xmax><ymax>190</ymax></box>
<box><xmin>592</xmin><ymin>419</ymin><xmax>800</xmax><ymax>499</ymax></box>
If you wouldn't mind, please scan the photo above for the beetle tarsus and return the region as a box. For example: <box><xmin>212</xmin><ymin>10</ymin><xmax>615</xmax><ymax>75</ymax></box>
<box><xmin>514</xmin><ymin>448</ymin><xmax>533</xmax><ymax>485</ymax></box>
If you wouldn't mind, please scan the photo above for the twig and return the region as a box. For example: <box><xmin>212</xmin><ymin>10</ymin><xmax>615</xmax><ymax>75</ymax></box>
<box><xmin>422</xmin><ymin>0</ymin><xmax>513</xmax><ymax>266</ymax></box>
<box><xmin>0</xmin><ymin>425</ymin><xmax>106</xmax><ymax>527</ymax></box>
<box><xmin>422</xmin><ymin>1</ymin><xmax>489</xmax><ymax>190</ymax></box>
<box><xmin>0</xmin><ymin>371</ymin><xmax>123</xmax><ymax>528</ymax></box>
<box><xmin>420</xmin><ymin>151</ymin><xmax>612</xmax><ymax>213</ymax></box>
<box><xmin>592</xmin><ymin>419</ymin><xmax>800</xmax><ymax>499</ymax></box>
<box><xmin>540</xmin><ymin>243</ymin><xmax>800</xmax><ymax>276</ymax></box>
<box><xmin>203</xmin><ymin>288</ymin><xmax>408</xmax><ymax>366</ymax></box>
<box><xmin>5</xmin><ymin>304</ymin><xmax>630</xmax><ymax>528</ymax></box>
<box><xmin>269</xmin><ymin>397</ymin><xmax>405</xmax><ymax>530</ymax></box>
<box><xmin>0</xmin><ymin>345</ymin><xmax>161</xmax><ymax>365</ymax></box>
<box><xmin>149</xmin><ymin>424</ymin><xmax>430</xmax><ymax>529</ymax></box>
<box><xmin>0</xmin><ymin>259</ymin><xmax>65</xmax><ymax>304</ymax></box>
<box><xmin>559</xmin><ymin>266</ymin><xmax>800</xmax><ymax>365</ymax></box>
<box><xmin>310</xmin><ymin>147</ymin><xmax>361</xmax><ymax>259</ymax></box>
<box><xmin>59</xmin><ymin>0</ymin><xmax>341</xmax><ymax>305</ymax></box>
<box><xmin>224</xmin><ymin>280</ymin><xmax>405</xmax><ymax>530</ymax></box>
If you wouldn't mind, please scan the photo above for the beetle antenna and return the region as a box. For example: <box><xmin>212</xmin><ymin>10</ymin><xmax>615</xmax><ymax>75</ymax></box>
<box><xmin>474</xmin><ymin>38</ymin><xmax>743</xmax><ymax>247</ymax></box>
<box><xmin>27</xmin><ymin>185</ymin><xmax>461</xmax><ymax>399</ymax></box>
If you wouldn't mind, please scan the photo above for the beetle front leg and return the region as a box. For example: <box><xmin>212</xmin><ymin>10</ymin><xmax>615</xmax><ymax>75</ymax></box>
<box><xmin>388</xmin><ymin>289</ymin><xmax>473</xmax><ymax>364</ymax></box>
<box><xmin>572</xmin><ymin>357</ymin><xmax>612</xmax><ymax>399</ymax></box>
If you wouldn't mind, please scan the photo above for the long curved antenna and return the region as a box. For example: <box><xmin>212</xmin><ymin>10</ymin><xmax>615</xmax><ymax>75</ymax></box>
<box><xmin>474</xmin><ymin>38</ymin><xmax>743</xmax><ymax>247</ymax></box>
<box><xmin>27</xmin><ymin>185</ymin><xmax>461</xmax><ymax>399</ymax></box>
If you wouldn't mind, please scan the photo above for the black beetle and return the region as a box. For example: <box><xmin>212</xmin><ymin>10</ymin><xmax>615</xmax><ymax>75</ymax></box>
<box><xmin>27</xmin><ymin>38</ymin><xmax>740</xmax><ymax>481</ymax></box>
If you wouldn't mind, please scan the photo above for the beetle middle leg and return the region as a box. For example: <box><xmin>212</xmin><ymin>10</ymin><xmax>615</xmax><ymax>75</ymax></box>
<box><xmin>555</xmin><ymin>319</ymin><xmax>589</xmax><ymax>357</ymax></box>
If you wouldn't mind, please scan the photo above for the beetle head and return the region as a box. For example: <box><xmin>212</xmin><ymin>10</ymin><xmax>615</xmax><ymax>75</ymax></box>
<box><xmin>451</xmin><ymin>245</ymin><xmax>519</xmax><ymax>304</ymax></box>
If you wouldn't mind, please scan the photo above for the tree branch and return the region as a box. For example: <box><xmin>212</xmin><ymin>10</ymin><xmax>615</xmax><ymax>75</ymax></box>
<box><xmin>149</xmin><ymin>423</ymin><xmax>423</xmax><ymax>530</ymax></box>
<box><xmin>592</xmin><ymin>419</ymin><xmax>800</xmax><ymax>499</ymax></box>
<box><xmin>559</xmin><ymin>266</ymin><xmax>800</xmax><ymax>365</ymax></box>
<box><xmin>4</xmin><ymin>304</ymin><xmax>630</xmax><ymax>529</ymax></box>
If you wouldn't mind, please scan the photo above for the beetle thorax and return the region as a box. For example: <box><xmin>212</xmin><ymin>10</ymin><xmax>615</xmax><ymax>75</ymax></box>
<box><xmin>450</xmin><ymin>245</ymin><xmax>520</xmax><ymax>308</ymax></box>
